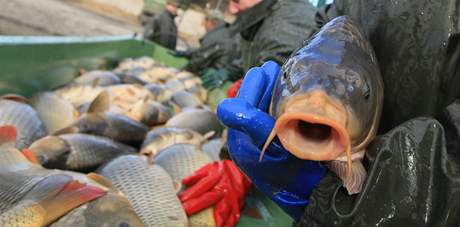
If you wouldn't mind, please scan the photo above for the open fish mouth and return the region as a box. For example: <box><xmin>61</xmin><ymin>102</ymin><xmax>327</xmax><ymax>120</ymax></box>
<box><xmin>262</xmin><ymin>89</ymin><xmax>353</xmax><ymax>174</ymax></box>
<box><xmin>274</xmin><ymin>113</ymin><xmax>349</xmax><ymax>161</ymax></box>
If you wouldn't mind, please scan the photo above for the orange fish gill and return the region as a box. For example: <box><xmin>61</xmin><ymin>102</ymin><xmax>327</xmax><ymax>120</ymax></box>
<box><xmin>261</xmin><ymin>16</ymin><xmax>384</xmax><ymax>194</ymax></box>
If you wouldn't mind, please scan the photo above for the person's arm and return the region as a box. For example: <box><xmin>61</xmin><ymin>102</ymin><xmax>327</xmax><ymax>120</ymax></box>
<box><xmin>295</xmin><ymin>100</ymin><xmax>460</xmax><ymax>227</ymax></box>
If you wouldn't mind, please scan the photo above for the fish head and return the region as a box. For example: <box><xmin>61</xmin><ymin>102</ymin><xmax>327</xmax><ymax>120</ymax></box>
<box><xmin>28</xmin><ymin>136</ymin><xmax>71</xmax><ymax>168</ymax></box>
<box><xmin>75</xmin><ymin>113</ymin><xmax>108</xmax><ymax>135</ymax></box>
<box><xmin>136</xmin><ymin>101</ymin><xmax>172</xmax><ymax>126</ymax></box>
<box><xmin>83</xmin><ymin>193</ymin><xmax>145</xmax><ymax>227</ymax></box>
<box><xmin>267</xmin><ymin>16</ymin><xmax>383</xmax><ymax>162</ymax></box>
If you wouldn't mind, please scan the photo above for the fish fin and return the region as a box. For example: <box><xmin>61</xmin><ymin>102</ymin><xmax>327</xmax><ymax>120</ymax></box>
<box><xmin>259</xmin><ymin>127</ymin><xmax>277</xmax><ymax>162</ymax></box>
<box><xmin>87</xmin><ymin>91</ymin><xmax>110</xmax><ymax>113</ymax></box>
<box><xmin>87</xmin><ymin>173</ymin><xmax>118</xmax><ymax>191</ymax></box>
<box><xmin>39</xmin><ymin>179</ymin><xmax>107</xmax><ymax>226</ymax></box>
<box><xmin>53</xmin><ymin>126</ymin><xmax>79</xmax><ymax>136</ymax></box>
<box><xmin>91</xmin><ymin>77</ymin><xmax>101</xmax><ymax>88</ymax></box>
<box><xmin>203</xmin><ymin>131</ymin><xmax>215</xmax><ymax>141</ymax></box>
<box><xmin>171</xmin><ymin>102</ymin><xmax>182</xmax><ymax>114</ymax></box>
<box><xmin>147</xmin><ymin>153</ymin><xmax>155</xmax><ymax>164</ymax></box>
<box><xmin>0</xmin><ymin>125</ymin><xmax>17</xmax><ymax>148</ymax></box>
<box><xmin>173</xmin><ymin>181</ymin><xmax>182</xmax><ymax>193</ymax></box>
<box><xmin>327</xmin><ymin>160</ymin><xmax>367</xmax><ymax>195</ymax></box>
<box><xmin>0</xmin><ymin>94</ymin><xmax>30</xmax><ymax>104</ymax></box>
<box><xmin>0</xmin><ymin>149</ymin><xmax>35</xmax><ymax>171</ymax></box>
<box><xmin>22</xmin><ymin>149</ymin><xmax>40</xmax><ymax>164</ymax></box>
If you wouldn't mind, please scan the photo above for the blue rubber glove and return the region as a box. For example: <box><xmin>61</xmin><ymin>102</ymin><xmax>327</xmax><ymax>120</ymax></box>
<box><xmin>217</xmin><ymin>61</ymin><xmax>327</xmax><ymax>220</ymax></box>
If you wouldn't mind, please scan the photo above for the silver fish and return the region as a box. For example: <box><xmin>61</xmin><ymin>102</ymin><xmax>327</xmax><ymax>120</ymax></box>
<box><xmin>171</xmin><ymin>91</ymin><xmax>204</xmax><ymax>109</ymax></box>
<box><xmin>263</xmin><ymin>16</ymin><xmax>384</xmax><ymax>194</ymax></box>
<box><xmin>140</xmin><ymin>127</ymin><xmax>207</xmax><ymax>160</ymax></box>
<box><xmin>55</xmin><ymin>85</ymin><xmax>103</xmax><ymax>109</ymax></box>
<box><xmin>145</xmin><ymin>84</ymin><xmax>173</xmax><ymax>103</ymax></box>
<box><xmin>73</xmin><ymin>70</ymin><xmax>121</xmax><ymax>87</ymax></box>
<box><xmin>0</xmin><ymin>99</ymin><xmax>47</xmax><ymax>149</ymax></box>
<box><xmin>59</xmin><ymin>111</ymin><xmax>148</xmax><ymax>146</ymax></box>
<box><xmin>185</xmin><ymin>84</ymin><xmax>207</xmax><ymax>103</ymax></box>
<box><xmin>116</xmin><ymin>57</ymin><xmax>157</xmax><ymax>71</ymax></box>
<box><xmin>138</xmin><ymin>67</ymin><xmax>179</xmax><ymax>84</ymax></box>
<box><xmin>29</xmin><ymin>133</ymin><xmax>136</xmax><ymax>172</ymax></box>
<box><xmin>98</xmin><ymin>155</ymin><xmax>188</xmax><ymax>227</ymax></box>
<box><xmin>165</xmin><ymin>79</ymin><xmax>186</xmax><ymax>93</ymax></box>
<box><xmin>114</xmin><ymin>67</ymin><xmax>149</xmax><ymax>85</ymax></box>
<box><xmin>166</xmin><ymin>108</ymin><xmax>224</xmax><ymax>137</ymax></box>
<box><xmin>91</xmin><ymin>85</ymin><xmax>172</xmax><ymax>126</ymax></box>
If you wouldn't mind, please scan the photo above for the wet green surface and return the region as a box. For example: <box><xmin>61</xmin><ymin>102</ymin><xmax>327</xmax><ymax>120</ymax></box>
<box><xmin>0</xmin><ymin>35</ymin><xmax>292</xmax><ymax>226</ymax></box>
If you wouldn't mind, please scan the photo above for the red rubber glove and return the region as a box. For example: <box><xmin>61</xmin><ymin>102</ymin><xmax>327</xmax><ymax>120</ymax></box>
<box><xmin>227</xmin><ymin>79</ymin><xmax>243</xmax><ymax>98</ymax></box>
<box><xmin>179</xmin><ymin>160</ymin><xmax>252</xmax><ymax>227</ymax></box>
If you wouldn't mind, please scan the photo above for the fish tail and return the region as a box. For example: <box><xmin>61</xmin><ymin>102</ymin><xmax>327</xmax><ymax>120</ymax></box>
<box><xmin>259</xmin><ymin>127</ymin><xmax>277</xmax><ymax>162</ymax></box>
<box><xmin>327</xmin><ymin>159</ymin><xmax>367</xmax><ymax>195</ymax></box>
<box><xmin>39</xmin><ymin>179</ymin><xmax>107</xmax><ymax>225</ymax></box>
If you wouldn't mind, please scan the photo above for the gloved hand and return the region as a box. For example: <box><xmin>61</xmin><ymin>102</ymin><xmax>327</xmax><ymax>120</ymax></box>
<box><xmin>216</xmin><ymin>61</ymin><xmax>327</xmax><ymax>219</ymax></box>
<box><xmin>200</xmin><ymin>68</ymin><xmax>230</xmax><ymax>90</ymax></box>
<box><xmin>179</xmin><ymin>160</ymin><xmax>251</xmax><ymax>227</ymax></box>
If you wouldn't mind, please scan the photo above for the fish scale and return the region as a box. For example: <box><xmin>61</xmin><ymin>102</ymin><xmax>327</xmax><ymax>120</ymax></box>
<box><xmin>266</xmin><ymin>16</ymin><xmax>384</xmax><ymax>194</ymax></box>
<box><xmin>60</xmin><ymin>134</ymin><xmax>136</xmax><ymax>171</ymax></box>
<box><xmin>55</xmin><ymin>85</ymin><xmax>103</xmax><ymax>109</ymax></box>
<box><xmin>154</xmin><ymin>144</ymin><xmax>213</xmax><ymax>184</ymax></box>
<box><xmin>0</xmin><ymin>200</ymin><xmax>44</xmax><ymax>227</ymax></box>
<box><xmin>154</xmin><ymin>144</ymin><xmax>216</xmax><ymax>227</ymax></box>
<box><xmin>0</xmin><ymin>100</ymin><xmax>47</xmax><ymax>149</ymax></box>
<box><xmin>98</xmin><ymin>155</ymin><xmax>188</xmax><ymax>227</ymax></box>
<box><xmin>51</xmin><ymin>192</ymin><xmax>145</xmax><ymax>227</ymax></box>
<box><xmin>0</xmin><ymin>173</ymin><xmax>45</xmax><ymax>213</ymax></box>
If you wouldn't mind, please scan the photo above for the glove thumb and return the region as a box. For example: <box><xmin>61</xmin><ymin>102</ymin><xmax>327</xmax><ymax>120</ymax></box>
<box><xmin>217</xmin><ymin>98</ymin><xmax>275</xmax><ymax>147</ymax></box>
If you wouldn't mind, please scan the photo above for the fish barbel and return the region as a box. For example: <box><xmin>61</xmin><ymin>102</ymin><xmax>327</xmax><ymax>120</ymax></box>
<box><xmin>262</xmin><ymin>16</ymin><xmax>384</xmax><ymax>194</ymax></box>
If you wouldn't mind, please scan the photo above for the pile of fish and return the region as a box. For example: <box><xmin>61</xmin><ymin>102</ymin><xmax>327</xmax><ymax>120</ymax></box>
<box><xmin>0</xmin><ymin>57</ymin><xmax>226</xmax><ymax>226</ymax></box>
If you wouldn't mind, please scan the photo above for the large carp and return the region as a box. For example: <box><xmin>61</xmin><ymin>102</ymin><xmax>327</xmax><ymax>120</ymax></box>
<box><xmin>262</xmin><ymin>16</ymin><xmax>384</xmax><ymax>194</ymax></box>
